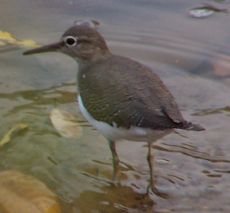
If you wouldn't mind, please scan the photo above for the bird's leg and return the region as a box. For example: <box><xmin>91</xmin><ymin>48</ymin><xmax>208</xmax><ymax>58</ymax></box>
<box><xmin>109</xmin><ymin>140</ymin><xmax>120</xmax><ymax>182</ymax></box>
<box><xmin>147</xmin><ymin>142</ymin><xmax>156</xmax><ymax>192</ymax></box>
<box><xmin>146</xmin><ymin>142</ymin><xmax>169</xmax><ymax>198</ymax></box>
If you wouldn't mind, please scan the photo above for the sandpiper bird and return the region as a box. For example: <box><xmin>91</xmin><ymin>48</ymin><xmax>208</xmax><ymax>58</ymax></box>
<box><xmin>23</xmin><ymin>22</ymin><xmax>205</xmax><ymax>194</ymax></box>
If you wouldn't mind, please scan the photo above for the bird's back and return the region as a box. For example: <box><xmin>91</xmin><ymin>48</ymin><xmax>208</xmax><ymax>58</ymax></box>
<box><xmin>78</xmin><ymin>55</ymin><xmax>194</xmax><ymax>130</ymax></box>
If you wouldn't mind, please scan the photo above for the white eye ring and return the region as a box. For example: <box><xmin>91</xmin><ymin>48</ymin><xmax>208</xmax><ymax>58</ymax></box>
<box><xmin>64</xmin><ymin>36</ymin><xmax>78</xmax><ymax>47</ymax></box>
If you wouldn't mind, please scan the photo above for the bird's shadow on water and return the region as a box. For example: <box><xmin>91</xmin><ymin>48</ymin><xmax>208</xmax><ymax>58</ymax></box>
<box><xmin>70</xmin><ymin>184</ymin><xmax>155</xmax><ymax>213</ymax></box>
<box><xmin>69</xmin><ymin>156</ymin><xmax>167</xmax><ymax>213</ymax></box>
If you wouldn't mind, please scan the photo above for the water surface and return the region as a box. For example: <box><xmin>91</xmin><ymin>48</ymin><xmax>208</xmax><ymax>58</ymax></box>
<box><xmin>0</xmin><ymin>0</ymin><xmax>230</xmax><ymax>212</ymax></box>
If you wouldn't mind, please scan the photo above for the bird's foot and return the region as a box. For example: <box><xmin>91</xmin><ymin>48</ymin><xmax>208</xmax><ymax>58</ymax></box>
<box><xmin>110</xmin><ymin>179</ymin><xmax>122</xmax><ymax>188</ymax></box>
<box><xmin>146</xmin><ymin>183</ymin><xmax>169</xmax><ymax>199</ymax></box>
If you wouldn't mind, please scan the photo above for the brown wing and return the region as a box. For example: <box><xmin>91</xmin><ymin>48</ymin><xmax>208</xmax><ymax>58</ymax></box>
<box><xmin>78</xmin><ymin>55</ymin><xmax>186</xmax><ymax>130</ymax></box>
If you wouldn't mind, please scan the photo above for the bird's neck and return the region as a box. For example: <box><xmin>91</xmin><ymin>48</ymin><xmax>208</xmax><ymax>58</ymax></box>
<box><xmin>75</xmin><ymin>51</ymin><xmax>111</xmax><ymax>70</ymax></box>
<box><xmin>74</xmin><ymin>52</ymin><xmax>112</xmax><ymax>94</ymax></box>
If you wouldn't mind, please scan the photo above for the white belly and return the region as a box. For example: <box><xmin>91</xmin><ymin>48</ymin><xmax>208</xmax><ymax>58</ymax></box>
<box><xmin>78</xmin><ymin>96</ymin><xmax>170</xmax><ymax>142</ymax></box>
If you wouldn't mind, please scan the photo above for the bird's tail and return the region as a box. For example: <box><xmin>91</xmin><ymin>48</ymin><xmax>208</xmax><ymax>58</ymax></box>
<box><xmin>181</xmin><ymin>121</ymin><xmax>205</xmax><ymax>131</ymax></box>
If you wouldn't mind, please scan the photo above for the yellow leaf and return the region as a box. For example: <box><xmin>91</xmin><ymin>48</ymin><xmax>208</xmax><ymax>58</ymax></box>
<box><xmin>0</xmin><ymin>170</ymin><xmax>61</xmax><ymax>213</ymax></box>
<box><xmin>0</xmin><ymin>31</ymin><xmax>17</xmax><ymax>43</ymax></box>
<box><xmin>50</xmin><ymin>108</ymin><xmax>82</xmax><ymax>139</ymax></box>
<box><xmin>17</xmin><ymin>39</ymin><xmax>39</xmax><ymax>48</ymax></box>
<box><xmin>0</xmin><ymin>123</ymin><xmax>28</xmax><ymax>147</ymax></box>
<box><xmin>0</xmin><ymin>30</ymin><xmax>39</xmax><ymax>48</ymax></box>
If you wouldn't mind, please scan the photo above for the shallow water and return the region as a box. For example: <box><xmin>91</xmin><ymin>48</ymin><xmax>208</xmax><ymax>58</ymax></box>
<box><xmin>0</xmin><ymin>0</ymin><xmax>230</xmax><ymax>212</ymax></box>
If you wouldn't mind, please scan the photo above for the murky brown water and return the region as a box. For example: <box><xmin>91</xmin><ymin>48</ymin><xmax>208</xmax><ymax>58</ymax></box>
<box><xmin>0</xmin><ymin>0</ymin><xmax>230</xmax><ymax>212</ymax></box>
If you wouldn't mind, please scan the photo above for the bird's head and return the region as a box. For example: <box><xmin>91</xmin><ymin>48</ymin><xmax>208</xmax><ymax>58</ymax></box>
<box><xmin>23</xmin><ymin>21</ymin><xmax>110</xmax><ymax>62</ymax></box>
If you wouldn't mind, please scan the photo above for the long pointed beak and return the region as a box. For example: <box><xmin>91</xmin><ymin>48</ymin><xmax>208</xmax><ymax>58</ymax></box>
<box><xmin>23</xmin><ymin>41</ymin><xmax>63</xmax><ymax>55</ymax></box>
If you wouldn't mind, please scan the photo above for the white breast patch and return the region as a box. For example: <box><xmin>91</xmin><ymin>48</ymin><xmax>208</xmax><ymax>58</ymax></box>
<box><xmin>78</xmin><ymin>95</ymin><xmax>151</xmax><ymax>141</ymax></box>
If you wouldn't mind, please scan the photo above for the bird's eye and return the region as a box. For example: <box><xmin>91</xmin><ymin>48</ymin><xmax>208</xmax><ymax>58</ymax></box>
<box><xmin>64</xmin><ymin>36</ymin><xmax>77</xmax><ymax>47</ymax></box>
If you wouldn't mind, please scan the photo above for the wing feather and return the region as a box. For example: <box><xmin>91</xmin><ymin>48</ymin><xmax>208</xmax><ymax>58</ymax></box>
<box><xmin>78</xmin><ymin>55</ymin><xmax>185</xmax><ymax>129</ymax></box>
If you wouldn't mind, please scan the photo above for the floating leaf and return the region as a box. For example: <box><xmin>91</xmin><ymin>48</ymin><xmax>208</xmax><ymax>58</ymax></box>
<box><xmin>0</xmin><ymin>31</ymin><xmax>17</xmax><ymax>43</ymax></box>
<box><xmin>0</xmin><ymin>170</ymin><xmax>61</xmax><ymax>213</ymax></box>
<box><xmin>189</xmin><ymin>3</ymin><xmax>228</xmax><ymax>18</ymax></box>
<box><xmin>0</xmin><ymin>30</ymin><xmax>39</xmax><ymax>48</ymax></box>
<box><xmin>0</xmin><ymin>123</ymin><xmax>28</xmax><ymax>148</ymax></box>
<box><xmin>17</xmin><ymin>40</ymin><xmax>39</xmax><ymax>48</ymax></box>
<box><xmin>189</xmin><ymin>8</ymin><xmax>214</xmax><ymax>18</ymax></box>
<box><xmin>50</xmin><ymin>108</ymin><xmax>82</xmax><ymax>139</ymax></box>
